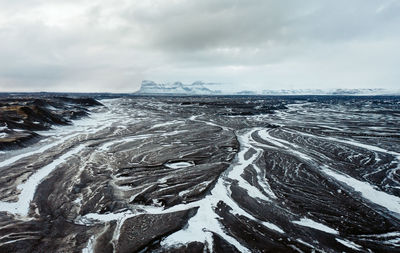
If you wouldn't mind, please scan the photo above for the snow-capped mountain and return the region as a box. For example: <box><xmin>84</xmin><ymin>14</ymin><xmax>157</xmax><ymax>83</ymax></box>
<box><xmin>136</xmin><ymin>81</ymin><xmax>399</xmax><ymax>96</ymax></box>
<box><xmin>136</xmin><ymin>80</ymin><xmax>221</xmax><ymax>95</ymax></box>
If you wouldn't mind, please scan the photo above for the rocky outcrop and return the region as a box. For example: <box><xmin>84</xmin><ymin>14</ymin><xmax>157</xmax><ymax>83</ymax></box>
<box><xmin>0</xmin><ymin>96</ymin><xmax>103</xmax><ymax>150</ymax></box>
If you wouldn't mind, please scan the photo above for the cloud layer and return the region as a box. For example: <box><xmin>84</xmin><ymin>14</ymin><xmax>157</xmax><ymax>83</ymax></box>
<box><xmin>0</xmin><ymin>0</ymin><xmax>399</xmax><ymax>92</ymax></box>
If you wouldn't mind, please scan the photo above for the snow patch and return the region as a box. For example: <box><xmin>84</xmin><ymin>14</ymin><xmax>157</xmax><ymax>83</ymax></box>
<box><xmin>165</xmin><ymin>161</ymin><xmax>194</xmax><ymax>169</ymax></box>
<box><xmin>0</xmin><ymin>144</ymin><xmax>85</xmax><ymax>216</ymax></box>
<box><xmin>336</xmin><ymin>238</ymin><xmax>362</xmax><ymax>251</ymax></box>
<box><xmin>292</xmin><ymin>218</ymin><xmax>338</xmax><ymax>235</ymax></box>
<box><xmin>82</xmin><ymin>235</ymin><xmax>95</xmax><ymax>253</ymax></box>
<box><xmin>322</xmin><ymin>166</ymin><xmax>400</xmax><ymax>215</ymax></box>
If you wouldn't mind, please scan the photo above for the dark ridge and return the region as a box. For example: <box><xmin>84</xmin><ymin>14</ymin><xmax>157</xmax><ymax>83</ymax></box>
<box><xmin>0</xmin><ymin>131</ymin><xmax>40</xmax><ymax>150</ymax></box>
<box><xmin>54</xmin><ymin>96</ymin><xmax>104</xmax><ymax>106</ymax></box>
<box><xmin>0</xmin><ymin>96</ymin><xmax>103</xmax><ymax>150</ymax></box>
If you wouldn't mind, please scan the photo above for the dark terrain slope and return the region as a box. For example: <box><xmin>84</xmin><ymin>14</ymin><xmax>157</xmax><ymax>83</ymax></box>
<box><xmin>0</xmin><ymin>95</ymin><xmax>399</xmax><ymax>252</ymax></box>
<box><xmin>0</xmin><ymin>96</ymin><xmax>102</xmax><ymax>150</ymax></box>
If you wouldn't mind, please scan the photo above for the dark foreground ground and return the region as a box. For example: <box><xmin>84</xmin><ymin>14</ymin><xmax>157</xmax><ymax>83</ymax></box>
<box><xmin>0</xmin><ymin>95</ymin><xmax>400</xmax><ymax>253</ymax></box>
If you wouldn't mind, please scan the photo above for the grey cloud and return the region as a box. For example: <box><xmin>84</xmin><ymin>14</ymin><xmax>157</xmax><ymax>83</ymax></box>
<box><xmin>126</xmin><ymin>0</ymin><xmax>299</xmax><ymax>50</ymax></box>
<box><xmin>125</xmin><ymin>0</ymin><xmax>399</xmax><ymax>51</ymax></box>
<box><xmin>0</xmin><ymin>0</ymin><xmax>399</xmax><ymax>92</ymax></box>
<box><xmin>115</xmin><ymin>0</ymin><xmax>400</xmax><ymax>72</ymax></box>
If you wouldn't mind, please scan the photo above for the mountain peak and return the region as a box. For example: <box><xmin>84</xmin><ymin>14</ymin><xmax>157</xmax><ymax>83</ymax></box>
<box><xmin>136</xmin><ymin>81</ymin><xmax>221</xmax><ymax>95</ymax></box>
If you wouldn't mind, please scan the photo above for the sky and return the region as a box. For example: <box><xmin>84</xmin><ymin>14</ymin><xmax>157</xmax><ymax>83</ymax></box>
<box><xmin>0</xmin><ymin>0</ymin><xmax>399</xmax><ymax>93</ymax></box>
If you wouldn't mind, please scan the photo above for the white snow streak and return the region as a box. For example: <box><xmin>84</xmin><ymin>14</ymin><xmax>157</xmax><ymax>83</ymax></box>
<box><xmin>292</xmin><ymin>218</ymin><xmax>338</xmax><ymax>235</ymax></box>
<box><xmin>0</xmin><ymin>144</ymin><xmax>85</xmax><ymax>216</ymax></box>
<box><xmin>322</xmin><ymin>166</ymin><xmax>400</xmax><ymax>215</ymax></box>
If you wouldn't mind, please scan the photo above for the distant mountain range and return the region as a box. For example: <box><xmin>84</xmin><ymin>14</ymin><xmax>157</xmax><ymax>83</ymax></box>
<box><xmin>136</xmin><ymin>80</ymin><xmax>221</xmax><ymax>95</ymax></box>
<box><xmin>261</xmin><ymin>88</ymin><xmax>398</xmax><ymax>95</ymax></box>
<box><xmin>136</xmin><ymin>81</ymin><xmax>399</xmax><ymax>96</ymax></box>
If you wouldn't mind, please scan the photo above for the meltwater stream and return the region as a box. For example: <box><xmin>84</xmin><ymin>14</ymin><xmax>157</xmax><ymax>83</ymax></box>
<box><xmin>0</xmin><ymin>96</ymin><xmax>400</xmax><ymax>253</ymax></box>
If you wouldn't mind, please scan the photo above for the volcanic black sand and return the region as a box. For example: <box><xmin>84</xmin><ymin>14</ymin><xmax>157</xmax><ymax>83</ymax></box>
<box><xmin>0</xmin><ymin>95</ymin><xmax>400</xmax><ymax>252</ymax></box>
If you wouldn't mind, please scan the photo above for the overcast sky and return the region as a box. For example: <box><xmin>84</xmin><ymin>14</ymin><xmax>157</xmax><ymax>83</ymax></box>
<box><xmin>0</xmin><ymin>0</ymin><xmax>399</xmax><ymax>92</ymax></box>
